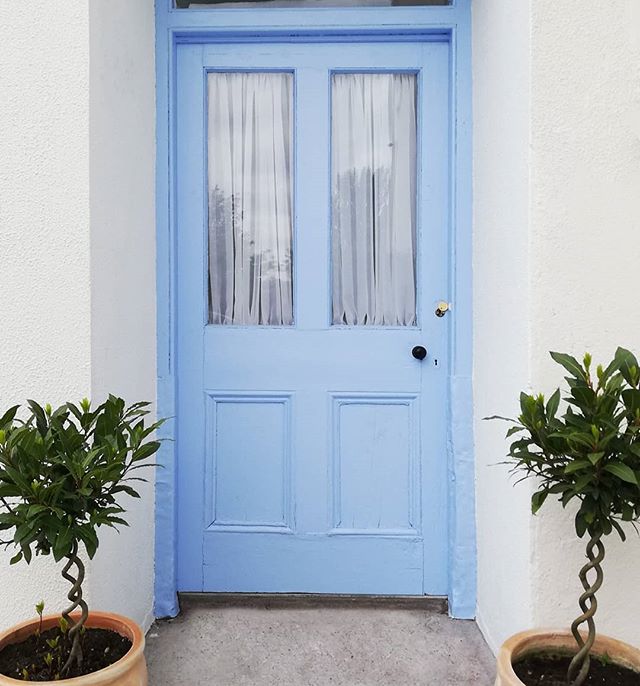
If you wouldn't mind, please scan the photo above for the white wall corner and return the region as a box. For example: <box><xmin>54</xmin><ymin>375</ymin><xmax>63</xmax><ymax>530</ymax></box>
<box><xmin>472</xmin><ymin>0</ymin><xmax>535</xmax><ymax>652</ymax></box>
<box><xmin>87</xmin><ymin>0</ymin><xmax>157</xmax><ymax>629</ymax></box>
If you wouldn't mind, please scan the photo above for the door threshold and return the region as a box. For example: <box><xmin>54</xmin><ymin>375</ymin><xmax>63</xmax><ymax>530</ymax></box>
<box><xmin>178</xmin><ymin>592</ymin><xmax>448</xmax><ymax>613</ymax></box>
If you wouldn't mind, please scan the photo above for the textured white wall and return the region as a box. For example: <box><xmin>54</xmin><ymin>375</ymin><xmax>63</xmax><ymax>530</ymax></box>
<box><xmin>472</xmin><ymin>0</ymin><xmax>535</xmax><ymax>653</ymax></box>
<box><xmin>88</xmin><ymin>0</ymin><xmax>157</xmax><ymax>631</ymax></box>
<box><xmin>2</xmin><ymin>0</ymin><xmax>638</xmax><ymax>655</ymax></box>
<box><xmin>0</xmin><ymin>1</ymin><xmax>91</xmax><ymax>627</ymax></box>
<box><xmin>0</xmin><ymin>0</ymin><xmax>156</xmax><ymax>633</ymax></box>
<box><xmin>475</xmin><ymin>0</ymin><xmax>640</xmax><ymax>653</ymax></box>
<box><xmin>530</xmin><ymin>0</ymin><xmax>640</xmax><ymax>648</ymax></box>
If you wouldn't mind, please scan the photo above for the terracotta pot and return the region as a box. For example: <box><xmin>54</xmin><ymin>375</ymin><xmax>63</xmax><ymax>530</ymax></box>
<box><xmin>0</xmin><ymin>612</ymin><xmax>147</xmax><ymax>685</ymax></box>
<box><xmin>495</xmin><ymin>629</ymin><xmax>640</xmax><ymax>685</ymax></box>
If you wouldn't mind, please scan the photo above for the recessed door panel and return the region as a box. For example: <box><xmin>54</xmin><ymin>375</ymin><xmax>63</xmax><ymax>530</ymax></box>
<box><xmin>332</xmin><ymin>395</ymin><xmax>418</xmax><ymax>534</ymax></box>
<box><xmin>205</xmin><ymin>394</ymin><xmax>292</xmax><ymax>530</ymax></box>
<box><xmin>176</xmin><ymin>40</ymin><xmax>450</xmax><ymax>595</ymax></box>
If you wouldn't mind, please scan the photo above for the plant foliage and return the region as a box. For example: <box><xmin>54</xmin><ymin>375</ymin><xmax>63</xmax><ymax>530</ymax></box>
<box><xmin>493</xmin><ymin>348</ymin><xmax>640</xmax><ymax>539</ymax></box>
<box><xmin>490</xmin><ymin>348</ymin><xmax>640</xmax><ymax>685</ymax></box>
<box><xmin>0</xmin><ymin>396</ymin><xmax>163</xmax><ymax>678</ymax></box>
<box><xmin>0</xmin><ymin>396</ymin><xmax>162</xmax><ymax>565</ymax></box>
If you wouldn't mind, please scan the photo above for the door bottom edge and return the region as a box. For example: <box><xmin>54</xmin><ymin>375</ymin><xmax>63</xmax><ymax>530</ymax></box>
<box><xmin>178</xmin><ymin>591</ymin><xmax>448</xmax><ymax>613</ymax></box>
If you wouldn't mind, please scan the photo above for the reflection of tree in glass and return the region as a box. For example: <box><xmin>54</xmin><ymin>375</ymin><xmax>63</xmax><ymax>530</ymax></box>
<box><xmin>332</xmin><ymin>164</ymin><xmax>416</xmax><ymax>326</ymax></box>
<box><xmin>208</xmin><ymin>185</ymin><xmax>293</xmax><ymax>325</ymax></box>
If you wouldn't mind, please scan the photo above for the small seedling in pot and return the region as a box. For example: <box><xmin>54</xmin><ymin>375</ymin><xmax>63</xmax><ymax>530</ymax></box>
<box><xmin>35</xmin><ymin>602</ymin><xmax>45</xmax><ymax>638</ymax></box>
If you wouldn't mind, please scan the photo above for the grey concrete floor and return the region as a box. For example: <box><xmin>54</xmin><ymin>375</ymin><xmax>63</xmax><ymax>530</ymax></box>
<box><xmin>146</xmin><ymin>596</ymin><xmax>495</xmax><ymax>685</ymax></box>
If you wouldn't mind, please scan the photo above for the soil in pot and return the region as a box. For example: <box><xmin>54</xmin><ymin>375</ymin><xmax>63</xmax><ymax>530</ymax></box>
<box><xmin>513</xmin><ymin>652</ymin><xmax>640</xmax><ymax>686</ymax></box>
<box><xmin>0</xmin><ymin>626</ymin><xmax>131</xmax><ymax>682</ymax></box>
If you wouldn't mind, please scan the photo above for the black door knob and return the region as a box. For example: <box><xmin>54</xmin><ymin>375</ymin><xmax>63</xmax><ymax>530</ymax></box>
<box><xmin>412</xmin><ymin>346</ymin><xmax>427</xmax><ymax>361</ymax></box>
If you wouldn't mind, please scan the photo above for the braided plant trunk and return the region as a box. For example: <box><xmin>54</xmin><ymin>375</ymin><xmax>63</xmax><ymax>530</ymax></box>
<box><xmin>60</xmin><ymin>541</ymin><xmax>89</xmax><ymax>675</ymax></box>
<box><xmin>567</xmin><ymin>532</ymin><xmax>605</xmax><ymax>686</ymax></box>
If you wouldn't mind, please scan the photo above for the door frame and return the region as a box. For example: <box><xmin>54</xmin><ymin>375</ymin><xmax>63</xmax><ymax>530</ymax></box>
<box><xmin>154</xmin><ymin>0</ymin><xmax>474</xmax><ymax>619</ymax></box>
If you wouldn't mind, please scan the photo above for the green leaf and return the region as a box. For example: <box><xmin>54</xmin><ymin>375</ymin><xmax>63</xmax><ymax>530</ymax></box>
<box><xmin>611</xmin><ymin>519</ymin><xmax>627</xmax><ymax>541</ymax></box>
<box><xmin>14</xmin><ymin>522</ymin><xmax>34</xmax><ymax>543</ymax></box>
<box><xmin>27</xmin><ymin>505</ymin><xmax>49</xmax><ymax>519</ymax></box>
<box><xmin>0</xmin><ymin>405</ymin><xmax>20</xmax><ymax>429</ymax></box>
<box><xmin>573</xmin><ymin>474</ymin><xmax>593</xmax><ymax>492</ymax></box>
<box><xmin>598</xmin><ymin>357</ymin><xmax>621</xmax><ymax>385</ymax></box>
<box><xmin>519</xmin><ymin>392</ymin><xmax>536</xmax><ymax>416</ymax></box>
<box><xmin>9</xmin><ymin>552</ymin><xmax>23</xmax><ymax>565</ymax></box>
<box><xmin>621</xmin><ymin>389</ymin><xmax>640</xmax><ymax>415</ymax></box>
<box><xmin>131</xmin><ymin>441</ymin><xmax>161</xmax><ymax>462</ymax></box>
<box><xmin>79</xmin><ymin>526</ymin><xmax>99</xmax><ymax>559</ymax></box>
<box><xmin>111</xmin><ymin>484</ymin><xmax>141</xmax><ymax>499</ymax></box>
<box><xmin>21</xmin><ymin>544</ymin><xmax>32</xmax><ymax>564</ymax></box>
<box><xmin>603</xmin><ymin>463</ymin><xmax>638</xmax><ymax>484</ymax></box>
<box><xmin>616</xmin><ymin>347</ymin><xmax>640</xmax><ymax>387</ymax></box>
<box><xmin>564</xmin><ymin>460</ymin><xmax>591</xmax><ymax>474</ymax></box>
<box><xmin>53</xmin><ymin>528</ymin><xmax>74</xmax><ymax>562</ymax></box>
<box><xmin>588</xmin><ymin>452</ymin><xmax>605</xmax><ymax>466</ymax></box>
<box><xmin>0</xmin><ymin>484</ymin><xmax>21</xmax><ymax>498</ymax></box>
<box><xmin>550</xmin><ymin>352</ymin><xmax>587</xmax><ymax>380</ymax></box>
<box><xmin>575</xmin><ymin>512</ymin><xmax>588</xmax><ymax>537</ymax></box>
<box><xmin>531</xmin><ymin>490</ymin><xmax>548</xmax><ymax>514</ymax></box>
<box><xmin>546</xmin><ymin>389</ymin><xmax>561</xmax><ymax>418</ymax></box>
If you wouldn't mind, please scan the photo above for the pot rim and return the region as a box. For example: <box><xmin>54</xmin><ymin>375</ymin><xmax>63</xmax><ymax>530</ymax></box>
<box><xmin>0</xmin><ymin>612</ymin><xmax>145</xmax><ymax>685</ymax></box>
<box><xmin>497</xmin><ymin>628</ymin><xmax>640</xmax><ymax>683</ymax></box>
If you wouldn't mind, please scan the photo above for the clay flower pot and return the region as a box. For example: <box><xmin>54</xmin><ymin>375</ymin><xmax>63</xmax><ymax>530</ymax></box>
<box><xmin>0</xmin><ymin>612</ymin><xmax>147</xmax><ymax>685</ymax></box>
<box><xmin>495</xmin><ymin>629</ymin><xmax>640</xmax><ymax>685</ymax></box>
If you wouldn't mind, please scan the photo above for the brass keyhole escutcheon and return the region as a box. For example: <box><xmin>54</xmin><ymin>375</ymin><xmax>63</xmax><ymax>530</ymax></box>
<box><xmin>435</xmin><ymin>301</ymin><xmax>450</xmax><ymax>318</ymax></box>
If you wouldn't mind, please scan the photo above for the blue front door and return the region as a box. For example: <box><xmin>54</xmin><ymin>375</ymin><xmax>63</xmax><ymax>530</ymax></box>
<box><xmin>176</xmin><ymin>39</ymin><xmax>450</xmax><ymax>595</ymax></box>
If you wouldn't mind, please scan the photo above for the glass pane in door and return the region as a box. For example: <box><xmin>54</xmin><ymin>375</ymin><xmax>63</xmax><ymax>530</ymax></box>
<box><xmin>208</xmin><ymin>72</ymin><xmax>294</xmax><ymax>326</ymax></box>
<box><xmin>331</xmin><ymin>73</ymin><xmax>417</xmax><ymax>326</ymax></box>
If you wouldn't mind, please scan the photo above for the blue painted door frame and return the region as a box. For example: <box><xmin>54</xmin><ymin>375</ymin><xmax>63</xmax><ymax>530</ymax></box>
<box><xmin>155</xmin><ymin>0</ymin><xmax>475</xmax><ymax>619</ymax></box>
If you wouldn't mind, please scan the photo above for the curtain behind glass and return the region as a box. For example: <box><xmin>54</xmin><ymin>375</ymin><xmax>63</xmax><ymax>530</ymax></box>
<box><xmin>208</xmin><ymin>72</ymin><xmax>294</xmax><ymax>326</ymax></box>
<box><xmin>332</xmin><ymin>73</ymin><xmax>417</xmax><ymax>326</ymax></box>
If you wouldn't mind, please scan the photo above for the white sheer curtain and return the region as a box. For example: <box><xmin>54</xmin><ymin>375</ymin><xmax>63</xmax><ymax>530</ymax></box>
<box><xmin>208</xmin><ymin>72</ymin><xmax>294</xmax><ymax>326</ymax></box>
<box><xmin>332</xmin><ymin>73</ymin><xmax>417</xmax><ymax>326</ymax></box>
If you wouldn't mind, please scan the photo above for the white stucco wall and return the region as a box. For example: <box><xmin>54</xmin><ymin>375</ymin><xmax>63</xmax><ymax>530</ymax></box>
<box><xmin>530</xmin><ymin>0</ymin><xmax>640</xmax><ymax>648</ymax></box>
<box><xmin>87</xmin><ymin>0</ymin><xmax>157</xmax><ymax>632</ymax></box>
<box><xmin>2</xmin><ymin>0</ymin><xmax>638</xmax><ymax>657</ymax></box>
<box><xmin>0</xmin><ymin>0</ymin><xmax>156</xmax><ymax>633</ymax></box>
<box><xmin>0</xmin><ymin>1</ymin><xmax>91</xmax><ymax>626</ymax></box>
<box><xmin>475</xmin><ymin>0</ymin><xmax>640</xmax><ymax>653</ymax></box>
<box><xmin>472</xmin><ymin>0</ymin><xmax>535</xmax><ymax>653</ymax></box>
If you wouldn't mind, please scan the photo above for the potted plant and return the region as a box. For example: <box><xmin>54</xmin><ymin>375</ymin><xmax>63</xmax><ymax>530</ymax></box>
<box><xmin>491</xmin><ymin>348</ymin><xmax>640</xmax><ymax>686</ymax></box>
<box><xmin>0</xmin><ymin>396</ymin><xmax>162</xmax><ymax>684</ymax></box>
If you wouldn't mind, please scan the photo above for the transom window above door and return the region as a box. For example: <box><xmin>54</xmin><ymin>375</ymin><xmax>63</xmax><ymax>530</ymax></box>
<box><xmin>177</xmin><ymin>1</ymin><xmax>450</xmax><ymax>8</ymax></box>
